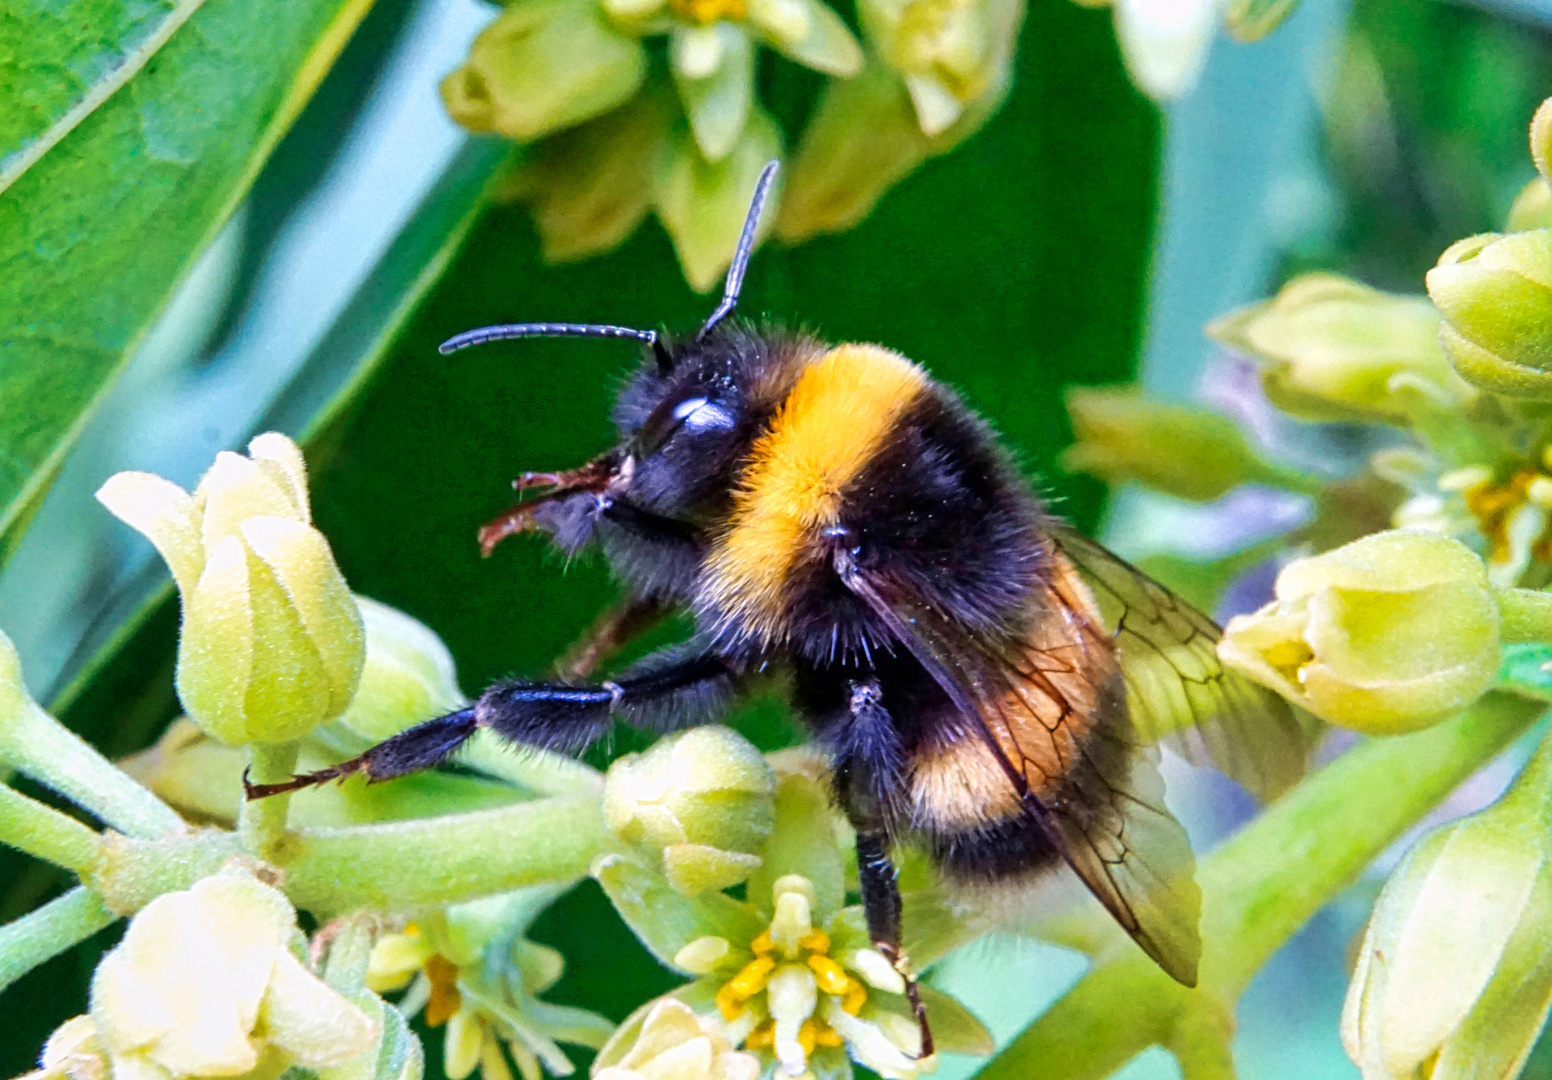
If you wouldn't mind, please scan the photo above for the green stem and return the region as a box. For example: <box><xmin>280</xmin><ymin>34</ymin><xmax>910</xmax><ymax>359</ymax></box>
<box><xmin>0</xmin><ymin>685</ymin><xmax>184</xmax><ymax>839</ymax></box>
<box><xmin>1496</xmin><ymin>587</ymin><xmax>1552</xmax><ymax>644</ymax></box>
<box><xmin>461</xmin><ymin>730</ymin><xmax>603</xmax><ymax>796</ymax></box>
<box><xmin>239</xmin><ymin>741</ymin><xmax>299</xmax><ymax>861</ymax></box>
<box><xmin>93</xmin><ymin>792</ymin><xmax>613</xmax><ymax>919</ymax></box>
<box><xmin>0</xmin><ymin>783</ymin><xmax>102</xmax><ymax>874</ymax></box>
<box><xmin>974</xmin><ymin>692</ymin><xmax>1544</xmax><ymax>1080</ymax></box>
<box><xmin>0</xmin><ymin>886</ymin><xmax>115</xmax><ymax>993</ymax></box>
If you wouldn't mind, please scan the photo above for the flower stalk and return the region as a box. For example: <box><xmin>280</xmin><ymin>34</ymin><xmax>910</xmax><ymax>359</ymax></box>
<box><xmin>0</xmin><ymin>782</ymin><xmax>102</xmax><ymax>875</ymax></box>
<box><xmin>975</xmin><ymin>691</ymin><xmax>1546</xmax><ymax>1080</ymax></box>
<box><xmin>239</xmin><ymin>740</ymin><xmax>301</xmax><ymax>861</ymax></box>
<box><xmin>0</xmin><ymin>886</ymin><xmax>115</xmax><ymax>994</ymax></box>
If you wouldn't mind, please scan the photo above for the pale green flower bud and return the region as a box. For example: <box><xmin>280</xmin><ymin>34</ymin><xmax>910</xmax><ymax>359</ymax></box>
<box><xmin>775</xmin><ymin>58</ymin><xmax>1004</xmax><ymax>243</ymax></box>
<box><xmin>654</xmin><ymin>111</ymin><xmax>782</xmax><ymax>292</ymax></box>
<box><xmin>1342</xmin><ymin>733</ymin><xmax>1552</xmax><ymax>1079</ymax></box>
<box><xmin>441</xmin><ymin>0</ymin><xmax>647</xmax><ymax>142</ymax></box>
<box><xmin>1426</xmin><ymin>230</ymin><xmax>1552</xmax><ymax>399</ymax></box>
<box><xmin>593</xmin><ymin>998</ymin><xmax>759</xmax><ymax>1080</ymax></box>
<box><xmin>1209</xmin><ymin>273</ymin><xmax>1474</xmax><ymax>424</ymax></box>
<box><xmin>1060</xmin><ymin>386</ymin><xmax>1306</xmax><ymax>502</ymax></box>
<box><xmin>337</xmin><ymin>596</ymin><xmax>466</xmax><ymax>743</ymax></box>
<box><xmin>501</xmin><ymin>89</ymin><xmax>671</xmax><ymax>263</ymax></box>
<box><xmin>89</xmin><ymin>868</ymin><xmax>378</xmax><ymax>1080</ymax></box>
<box><xmin>1532</xmin><ymin>95</ymin><xmax>1552</xmax><ymax>185</ymax></box>
<box><xmin>97</xmin><ymin>435</ymin><xmax>364</xmax><ymax>746</ymax></box>
<box><xmin>603</xmin><ymin>727</ymin><xmax>775</xmax><ymax>895</ymax></box>
<box><xmin>1506</xmin><ymin>178</ymin><xmax>1552</xmax><ymax>233</ymax></box>
<box><xmin>859</xmin><ymin>0</ymin><xmax>1022</xmax><ymax>136</ymax></box>
<box><xmin>1218</xmin><ymin>531</ymin><xmax>1500</xmax><ymax>734</ymax></box>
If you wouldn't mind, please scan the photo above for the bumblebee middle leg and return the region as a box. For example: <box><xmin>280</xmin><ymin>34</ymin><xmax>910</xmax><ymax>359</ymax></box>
<box><xmin>857</xmin><ymin>831</ymin><xmax>934</xmax><ymax>1059</ymax></box>
<box><xmin>244</xmin><ymin>650</ymin><xmax>734</xmax><ymax>799</ymax></box>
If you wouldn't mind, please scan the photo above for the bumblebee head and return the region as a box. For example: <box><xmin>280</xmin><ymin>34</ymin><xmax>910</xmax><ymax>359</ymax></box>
<box><xmin>444</xmin><ymin>161</ymin><xmax>793</xmax><ymax>549</ymax></box>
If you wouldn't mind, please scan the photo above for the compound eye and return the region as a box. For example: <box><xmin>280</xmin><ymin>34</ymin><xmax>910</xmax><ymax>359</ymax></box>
<box><xmin>672</xmin><ymin>397</ymin><xmax>735</xmax><ymax>433</ymax></box>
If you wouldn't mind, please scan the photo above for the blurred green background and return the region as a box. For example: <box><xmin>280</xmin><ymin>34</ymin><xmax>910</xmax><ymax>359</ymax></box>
<box><xmin>4</xmin><ymin>0</ymin><xmax>1552</xmax><ymax>1076</ymax></box>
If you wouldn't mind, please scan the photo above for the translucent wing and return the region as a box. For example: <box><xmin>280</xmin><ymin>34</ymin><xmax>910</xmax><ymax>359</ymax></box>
<box><xmin>1049</xmin><ymin>524</ymin><xmax>1320</xmax><ymax>802</ymax></box>
<box><xmin>834</xmin><ymin>548</ymin><xmax>1203</xmax><ymax>985</ymax></box>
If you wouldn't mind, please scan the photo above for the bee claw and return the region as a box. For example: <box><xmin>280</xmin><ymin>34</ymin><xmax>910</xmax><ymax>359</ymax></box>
<box><xmin>241</xmin><ymin>764</ymin><xmax>355</xmax><ymax>800</ymax></box>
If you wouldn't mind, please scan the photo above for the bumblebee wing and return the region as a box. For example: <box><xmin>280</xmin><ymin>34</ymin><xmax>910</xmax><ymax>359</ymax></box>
<box><xmin>1049</xmin><ymin>524</ymin><xmax>1319</xmax><ymax>802</ymax></box>
<box><xmin>834</xmin><ymin>550</ymin><xmax>1202</xmax><ymax>985</ymax></box>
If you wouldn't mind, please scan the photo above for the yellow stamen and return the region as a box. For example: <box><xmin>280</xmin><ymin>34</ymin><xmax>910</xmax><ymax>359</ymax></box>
<box><xmin>813</xmin><ymin>1022</ymin><xmax>843</xmax><ymax>1048</ymax></box>
<box><xmin>751</xmin><ymin>930</ymin><xmax>776</xmax><ymax>956</ymax></box>
<box><xmin>806</xmin><ymin>954</ymin><xmax>852</xmax><ymax>995</ymax></box>
<box><xmin>746</xmin><ymin>1021</ymin><xmax>776</xmax><ymax>1050</ymax></box>
<box><xmin>843</xmin><ymin>982</ymin><xmax>867</xmax><ymax>1015</ymax></box>
<box><xmin>669</xmin><ymin>0</ymin><xmax>746</xmax><ymax>23</ymax></box>
<box><xmin>425</xmin><ymin>954</ymin><xmax>463</xmax><ymax>1027</ymax></box>
<box><xmin>716</xmin><ymin>955</ymin><xmax>776</xmax><ymax>1019</ymax></box>
<box><xmin>798</xmin><ymin>1020</ymin><xmax>820</xmax><ymax>1055</ymax></box>
<box><xmin>798</xmin><ymin>928</ymin><xmax>830</xmax><ymax>953</ymax></box>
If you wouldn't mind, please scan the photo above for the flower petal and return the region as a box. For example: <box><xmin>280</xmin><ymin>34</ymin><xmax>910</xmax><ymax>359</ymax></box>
<box><xmin>262</xmin><ymin>951</ymin><xmax>380</xmax><ymax>1067</ymax></box>
<box><xmin>176</xmin><ymin>536</ymin><xmax>256</xmax><ymax>744</ymax></box>
<box><xmin>672</xmin><ymin>24</ymin><xmax>754</xmax><ymax>163</ymax></box>
<box><xmin>95</xmin><ymin>473</ymin><xmax>205</xmax><ymax>595</ymax></box>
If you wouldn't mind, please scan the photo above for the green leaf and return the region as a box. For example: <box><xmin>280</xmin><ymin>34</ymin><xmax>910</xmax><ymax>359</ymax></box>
<box><xmin>0</xmin><ymin>0</ymin><xmax>379</xmax><ymax>565</ymax></box>
<box><xmin>0</xmin><ymin>0</ymin><xmax>204</xmax><ymax>192</ymax></box>
<box><xmin>1500</xmin><ymin>643</ymin><xmax>1552</xmax><ymax>703</ymax></box>
<box><xmin>1224</xmin><ymin>0</ymin><xmax>1302</xmax><ymax>42</ymax></box>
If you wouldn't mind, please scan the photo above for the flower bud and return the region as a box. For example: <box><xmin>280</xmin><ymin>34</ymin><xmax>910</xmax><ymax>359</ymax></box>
<box><xmin>1218</xmin><ymin>531</ymin><xmax>1500</xmax><ymax>734</ymax></box>
<box><xmin>603</xmin><ymin>726</ymin><xmax>775</xmax><ymax>895</ymax></box>
<box><xmin>1342</xmin><ymin>733</ymin><xmax>1552</xmax><ymax>1079</ymax></box>
<box><xmin>1426</xmin><ymin>230</ymin><xmax>1552</xmax><ymax>399</ymax></box>
<box><xmin>441</xmin><ymin>0</ymin><xmax>647</xmax><ymax>142</ymax></box>
<box><xmin>654</xmin><ymin>111</ymin><xmax>782</xmax><ymax>293</ymax></box>
<box><xmin>1506</xmin><ymin>178</ymin><xmax>1552</xmax><ymax>233</ymax></box>
<box><xmin>89</xmin><ymin>868</ymin><xmax>378</xmax><ymax>1079</ymax></box>
<box><xmin>859</xmin><ymin>0</ymin><xmax>1022</xmax><ymax>136</ymax></box>
<box><xmin>1209</xmin><ymin>273</ymin><xmax>1473</xmax><ymax>424</ymax></box>
<box><xmin>1060</xmin><ymin>386</ymin><xmax>1300</xmax><ymax>502</ymax></box>
<box><xmin>97</xmin><ymin>435</ymin><xmax>364</xmax><ymax>746</ymax></box>
<box><xmin>593</xmin><ymin>998</ymin><xmax>759</xmax><ymax>1080</ymax></box>
<box><xmin>501</xmin><ymin>88</ymin><xmax>672</xmax><ymax>263</ymax></box>
<box><xmin>775</xmin><ymin>58</ymin><xmax>1003</xmax><ymax>243</ymax></box>
<box><xmin>337</xmin><ymin>596</ymin><xmax>465</xmax><ymax>743</ymax></box>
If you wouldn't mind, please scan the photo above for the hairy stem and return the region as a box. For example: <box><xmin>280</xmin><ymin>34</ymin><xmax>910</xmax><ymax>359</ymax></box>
<box><xmin>93</xmin><ymin>792</ymin><xmax>613</xmax><ymax>919</ymax></box>
<box><xmin>974</xmin><ymin>692</ymin><xmax>1545</xmax><ymax>1080</ymax></box>
<box><xmin>0</xmin><ymin>886</ymin><xmax>115</xmax><ymax>993</ymax></box>
<box><xmin>0</xmin><ymin>783</ymin><xmax>102</xmax><ymax>874</ymax></box>
<box><xmin>239</xmin><ymin>741</ymin><xmax>300</xmax><ymax>861</ymax></box>
<box><xmin>0</xmin><ymin>685</ymin><xmax>184</xmax><ymax>840</ymax></box>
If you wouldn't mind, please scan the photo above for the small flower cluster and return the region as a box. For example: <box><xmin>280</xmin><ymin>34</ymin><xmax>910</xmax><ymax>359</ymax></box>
<box><xmin>440</xmin><ymin>0</ymin><xmax>1024</xmax><ymax>288</ymax></box>
<box><xmin>1061</xmin><ymin>97</ymin><xmax>1552</xmax><ymax>1075</ymax></box>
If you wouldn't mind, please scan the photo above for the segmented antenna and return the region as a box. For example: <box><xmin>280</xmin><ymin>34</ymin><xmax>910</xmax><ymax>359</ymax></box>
<box><xmin>439</xmin><ymin>322</ymin><xmax>658</xmax><ymax>355</ymax></box>
<box><xmin>696</xmin><ymin>159</ymin><xmax>781</xmax><ymax>342</ymax></box>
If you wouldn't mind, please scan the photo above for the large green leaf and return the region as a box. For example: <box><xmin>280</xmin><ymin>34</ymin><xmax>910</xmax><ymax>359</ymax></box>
<box><xmin>0</xmin><ymin>0</ymin><xmax>204</xmax><ymax>192</ymax></box>
<box><xmin>0</xmin><ymin>0</ymin><xmax>377</xmax><ymax>562</ymax></box>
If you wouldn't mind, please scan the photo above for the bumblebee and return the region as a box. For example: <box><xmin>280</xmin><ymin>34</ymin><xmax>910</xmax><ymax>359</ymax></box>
<box><xmin>248</xmin><ymin>162</ymin><xmax>1310</xmax><ymax>1053</ymax></box>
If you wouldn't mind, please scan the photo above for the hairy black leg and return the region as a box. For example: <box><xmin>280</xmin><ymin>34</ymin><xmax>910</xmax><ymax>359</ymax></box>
<box><xmin>554</xmin><ymin>596</ymin><xmax>670</xmax><ymax>680</ymax></box>
<box><xmin>244</xmin><ymin>653</ymin><xmax>733</xmax><ymax>800</ymax></box>
<box><xmin>856</xmin><ymin>831</ymin><xmax>934</xmax><ymax>1059</ymax></box>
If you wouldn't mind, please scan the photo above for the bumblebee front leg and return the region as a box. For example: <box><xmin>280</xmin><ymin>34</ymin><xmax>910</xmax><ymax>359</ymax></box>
<box><xmin>244</xmin><ymin>651</ymin><xmax>734</xmax><ymax>799</ymax></box>
<box><xmin>856</xmin><ymin>831</ymin><xmax>934</xmax><ymax>1060</ymax></box>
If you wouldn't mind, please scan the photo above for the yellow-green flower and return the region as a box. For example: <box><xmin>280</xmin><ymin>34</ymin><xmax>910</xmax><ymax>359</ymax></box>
<box><xmin>602</xmin><ymin>0</ymin><xmax>861</xmax><ymax>161</ymax></box>
<box><xmin>96</xmin><ymin>435</ymin><xmax>364</xmax><ymax>746</ymax></box>
<box><xmin>88</xmin><ymin>867</ymin><xmax>380</xmax><ymax>1080</ymax></box>
<box><xmin>1426</xmin><ymin>230</ymin><xmax>1552</xmax><ymax>400</ymax></box>
<box><xmin>1218</xmin><ymin>531</ymin><xmax>1501</xmax><ymax>734</ymax></box>
<box><xmin>1060</xmin><ymin>385</ymin><xmax>1312</xmax><ymax>502</ymax></box>
<box><xmin>860</xmin><ymin>0</ymin><xmax>1021</xmax><ymax>136</ymax></box>
<box><xmin>604</xmin><ymin>726</ymin><xmax>775</xmax><ymax>896</ymax></box>
<box><xmin>368</xmin><ymin>887</ymin><xmax>614</xmax><ymax>1080</ymax></box>
<box><xmin>593</xmin><ymin>999</ymin><xmax>758</xmax><ymax>1080</ymax></box>
<box><xmin>1208</xmin><ymin>273</ymin><xmax>1473</xmax><ymax>425</ymax></box>
<box><xmin>594</xmin><ymin>753</ymin><xmax>992</xmax><ymax>1080</ymax></box>
<box><xmin>441</xmin><ymin>0</ymin><xmax>648</xmax><ymax>143</ymax></box>
<box><xmin>1342</xmin><ymin>730</ymin><xmax>1552</xmax><ymax>1079</ymax></box>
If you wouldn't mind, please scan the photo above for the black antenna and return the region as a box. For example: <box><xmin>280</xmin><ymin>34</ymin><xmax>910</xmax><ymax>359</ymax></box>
<box><xmin>696</xmin><ymin>159</ymin><xmax>780</xmax><ymax>342</ymax></box>
<box><xmin>439</xmin><ymin>322</ymin><xmax>658</xmax><ymax>355</ymax></box>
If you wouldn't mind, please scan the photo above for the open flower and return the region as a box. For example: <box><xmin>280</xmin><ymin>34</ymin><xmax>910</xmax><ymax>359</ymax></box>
<box><xmin>1218</xmin><ymin>530</ymin><xmax>1501</xmax><ymax>733</ymax></box>
<box><xmin>368</xmin><ymin>886</ymin><xmax>614</xmax><ymax>1080</ymax></box>
<box><xmin>1343</xmin><ymin>730</ymin><xmax>1552</xmax><ymax>1079</ymax></box>
<box><xmin>860</xmin><ymin>0</ymin><xmax>1022</xmax><ymax>136</ymax></box>
<box><xmin>87</xmin><ymin>867</ymin><xmax>379</xmax><ymax>1080</ymax></box>
<box><xmin>96</xmin><ymin>434</ymin><xmax>364</xmax><ymax>746</ymax></box>
<box><xmin>594</xmin><ymin>754</ymin><xmax>991</xmax><ymax>1080</ymax></box>
<box><xmin>594</xmin><ymin>999</ymin><xmax>757</xmax><ymax>1080</ymax></box>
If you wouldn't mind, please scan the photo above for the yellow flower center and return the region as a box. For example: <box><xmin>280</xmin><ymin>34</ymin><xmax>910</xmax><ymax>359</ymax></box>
<box><xmin>669</xmin><ymin>0</ymin><xmax>747</xmax><ymax>24</ymax></box>
<box><xmin>713</xmin><ymin>925</ymin><xmax>866</xmax><ymax>1055</ymax></box>
<box><xmin>1460</xmin><ymin>467</ymin><xmax>1552</xmax><ymax>565</ymax></box>
<box><xmin>425</xmin><ymin>953</ymin><xmax>464</xmax><ymax>1027</ymax></box>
